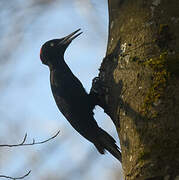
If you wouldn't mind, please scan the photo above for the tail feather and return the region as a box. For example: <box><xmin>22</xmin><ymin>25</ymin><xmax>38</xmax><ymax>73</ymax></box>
<box><xmin>94</xmin><ymin>128</ymin><xmax>122</xmax><ymax>162</ymax></box>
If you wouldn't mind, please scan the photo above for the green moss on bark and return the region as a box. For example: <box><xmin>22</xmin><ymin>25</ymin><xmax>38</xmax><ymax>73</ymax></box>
<box><xmin>136</xmin><ymin>52</ymin><xmax>179</xmax><ymax>118</ymax></box>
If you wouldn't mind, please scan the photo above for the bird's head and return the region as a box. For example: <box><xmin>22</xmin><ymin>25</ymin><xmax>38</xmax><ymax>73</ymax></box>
<box><xmin>40</xmin><ymin>29</ymin><xmax>82</xmax><ymax>66</ymax></box>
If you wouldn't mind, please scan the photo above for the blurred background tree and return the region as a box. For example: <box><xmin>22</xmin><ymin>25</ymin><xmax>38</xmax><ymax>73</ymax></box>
<box><xmin>0</xmin><ymin>0</ymin><xmax>123</xmax><ymax>179</ymax></box>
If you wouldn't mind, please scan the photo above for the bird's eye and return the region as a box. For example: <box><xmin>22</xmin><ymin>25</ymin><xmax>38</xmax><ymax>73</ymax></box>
<box><xmin>50</xmin><ymin>42</ymin><xmax>54</xmax><ymax>47</ymax></box>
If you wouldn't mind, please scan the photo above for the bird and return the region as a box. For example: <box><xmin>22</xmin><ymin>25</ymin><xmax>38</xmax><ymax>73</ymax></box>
<box><xmin>40</xmin><ymin>29</ymin><xmax>122</xmax><ymax>162</ymax></box>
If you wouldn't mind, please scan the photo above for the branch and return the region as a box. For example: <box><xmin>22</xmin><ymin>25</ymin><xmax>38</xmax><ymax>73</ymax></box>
<box><xmin>0</xmin><ymin>130</ymin><xmax>60</xmax><ymax>147</ymax></box>
<box><xmin>0</xmin><ymin>170</ymin><xmax>31</xmax><ymax>180</ymax></box>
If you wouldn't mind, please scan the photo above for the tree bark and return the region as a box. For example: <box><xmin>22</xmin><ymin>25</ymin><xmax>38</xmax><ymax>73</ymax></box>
<box><xmin>96</xmin><ymin>0</ymin><xmax>179</xmax><ymax>179</ymax></box>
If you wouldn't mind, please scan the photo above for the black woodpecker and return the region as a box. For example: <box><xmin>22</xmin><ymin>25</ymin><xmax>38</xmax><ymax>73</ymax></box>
<box><xmin>40</xmin><ymin>29</ymin><xmax>122</xmax><ymax>162</ymax></box>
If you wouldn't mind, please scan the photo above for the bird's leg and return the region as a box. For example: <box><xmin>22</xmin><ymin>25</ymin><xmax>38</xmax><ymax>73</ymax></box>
<box><xmin>89</xmin><ymin>77</ymin><xmax>109</xmax><ymax>113</ymax></box>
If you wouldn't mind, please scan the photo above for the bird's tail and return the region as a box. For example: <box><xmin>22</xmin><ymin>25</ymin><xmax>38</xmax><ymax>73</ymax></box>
<box><xmin>94</xmin><ymin>128</ymin><xmax>122</xmax><ymax>162</ymax></box>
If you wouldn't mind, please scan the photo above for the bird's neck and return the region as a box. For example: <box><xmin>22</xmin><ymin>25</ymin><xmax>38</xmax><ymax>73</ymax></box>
<box><xmin>49</xmin><ymin>57</ymin><xmax>72</xmax><ymax>74</ymax></box>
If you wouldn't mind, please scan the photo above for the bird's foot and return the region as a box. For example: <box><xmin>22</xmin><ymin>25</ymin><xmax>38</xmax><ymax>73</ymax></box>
<box><xmin>89</xmin><ymin>77</ymin><xmax>109</xmax><ymax>113</ymax></box>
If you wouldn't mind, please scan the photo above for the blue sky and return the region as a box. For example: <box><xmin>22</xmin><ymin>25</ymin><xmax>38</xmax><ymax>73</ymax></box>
<box><xmin>0</xmin><ymin>1</ymin><xmax>123</xmax><ymax>179</ymax></box>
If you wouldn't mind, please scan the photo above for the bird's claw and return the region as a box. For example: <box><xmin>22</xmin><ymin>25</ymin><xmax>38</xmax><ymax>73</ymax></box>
<box><xmin>89</xmin><ymin>77</ymin><xmax>109</xmax><ymax>113</ymax></box>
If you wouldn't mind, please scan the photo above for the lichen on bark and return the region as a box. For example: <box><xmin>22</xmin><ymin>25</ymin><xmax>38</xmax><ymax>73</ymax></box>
<box><xmin>94</xmin><ymin>0</ymin><xmax>179</xmax><ymax>179</ymax></box>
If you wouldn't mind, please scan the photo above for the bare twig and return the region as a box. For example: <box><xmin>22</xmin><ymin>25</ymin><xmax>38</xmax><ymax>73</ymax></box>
<box><xmin>0</xmin><ymin>170</ymin><xmax>31</xmax><ymax>180</ymax></box>
<box><xmin>0</xmin><ymin>130</ymin><xmax>60</xmax><ymax>147</ymax></box>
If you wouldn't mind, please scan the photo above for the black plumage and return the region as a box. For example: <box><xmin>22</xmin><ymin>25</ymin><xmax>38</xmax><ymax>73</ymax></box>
<box><xmin>40</xmin><ymin>29</ymin><xmax>121</xmax><ymax>162</ymax></box>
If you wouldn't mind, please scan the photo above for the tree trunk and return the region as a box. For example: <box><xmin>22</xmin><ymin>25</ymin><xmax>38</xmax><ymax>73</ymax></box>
<box><xmin>97</xmin><ymin>0</ymin><xmax>179</xmax><ymax>179</ymax></box>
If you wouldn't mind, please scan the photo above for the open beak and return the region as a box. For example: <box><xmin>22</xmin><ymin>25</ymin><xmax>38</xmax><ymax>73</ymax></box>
<box><xmin>59</xmin><ymin>29</ymin><xmax>82</xmax><ymax>45</ymax></box>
